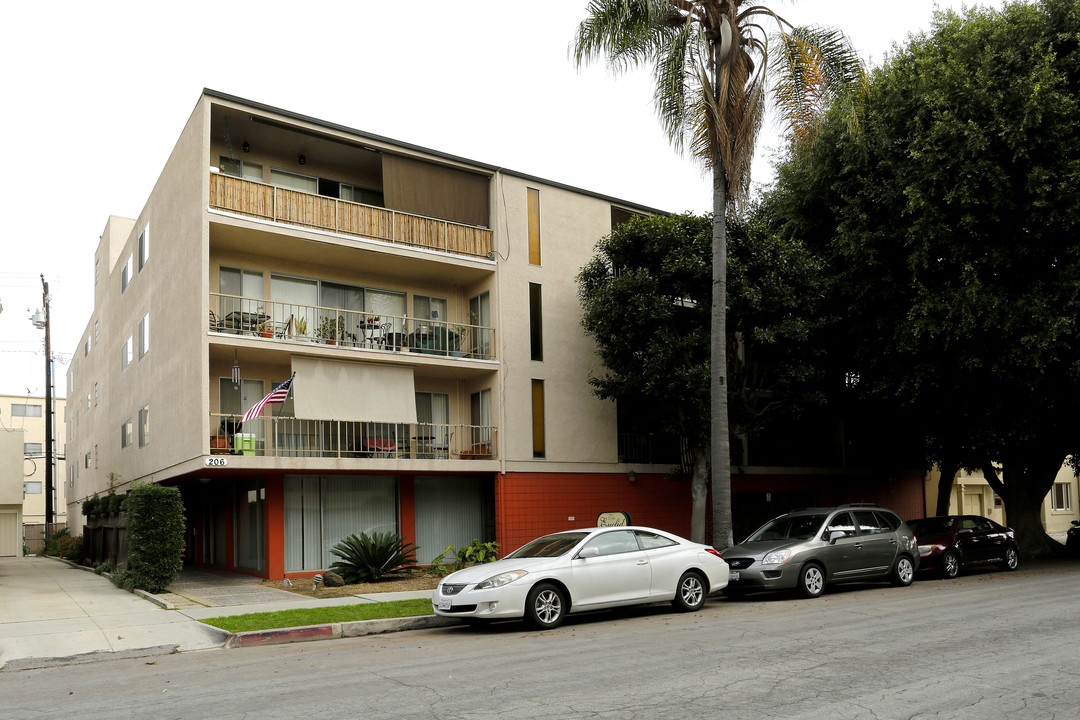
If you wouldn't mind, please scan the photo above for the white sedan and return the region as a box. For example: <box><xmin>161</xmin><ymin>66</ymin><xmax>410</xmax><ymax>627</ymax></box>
<box><xmin>432</xmin><ymin>526</ymin><xmax>729</xmax><ymax>629</ymax></box>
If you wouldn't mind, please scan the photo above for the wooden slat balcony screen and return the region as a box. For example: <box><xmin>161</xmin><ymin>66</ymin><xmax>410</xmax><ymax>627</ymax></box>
<box><xmin>210</xmin><ymin>173</ymin><xmax>493</xmax><ymax>259</ymax></box>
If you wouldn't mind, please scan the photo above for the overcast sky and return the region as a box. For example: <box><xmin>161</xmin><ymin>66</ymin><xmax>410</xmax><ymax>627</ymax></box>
<box><xmin>0</xmin><ymin>0</ymin><xmax>1002</xmax><ymax>399</ymax></box>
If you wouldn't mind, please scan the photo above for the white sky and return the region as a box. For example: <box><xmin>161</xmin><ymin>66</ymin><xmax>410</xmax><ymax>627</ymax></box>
<box><xmin>0</xmin><ymin>0</ymin><xmax>1001</xmax><ymax>398</ymax></box>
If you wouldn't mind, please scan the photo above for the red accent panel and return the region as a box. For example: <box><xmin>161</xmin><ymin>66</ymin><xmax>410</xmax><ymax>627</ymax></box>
<box><xmin>265</xmin><ymin>475</ymin><xmax>285</xmax><ymax>580</ymax></box>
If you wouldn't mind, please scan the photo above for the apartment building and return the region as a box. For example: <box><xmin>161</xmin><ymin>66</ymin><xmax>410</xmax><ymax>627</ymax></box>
<box><xmin>65</xmin><ymin>90</ymin><xmax>694</xmax><ymax>579</ymax></box>
<box><xmin>1</xmin><ymin>394</ymin><xmax>67</xmax><ymax>541</ymax></box>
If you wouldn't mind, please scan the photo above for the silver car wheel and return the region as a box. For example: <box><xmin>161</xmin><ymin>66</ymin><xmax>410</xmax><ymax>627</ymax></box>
<box><xmin>535</xmin><ymin>588</ymin><xmax>561</xmax><ymax>623</ymax></box>
<box><xmin>672</xmin><ymin>571</ymin><xmax>706</xmax><ymax>612</ymax></box>
<box><xmin>1002</xmin><ymin>546</ymin><xmax>1019</xmax><ymax>571</ymax></box>
<box><xmin>799</xmin><ymin>564</ymin><xmax>825</xmax><ymax>598</ymax></box>
<box><xmin>893</xmin><ymin>556</ymin><xmax>914</xmax><ymax>586</ymax></box>
<box><xmin>943</xmin><ymin>550</ymin><xmax>960</xmax><ymax>578</ymax></box>
<box><xmin>525</xmin><ymin>583</ymin><xmax>566</xmax><ymax>629</ymax></box>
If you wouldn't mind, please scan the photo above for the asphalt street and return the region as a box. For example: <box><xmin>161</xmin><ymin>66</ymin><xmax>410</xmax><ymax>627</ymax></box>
<box><xmin>3</xmin><ymin>559</ymin><xmax>1079</xmax><ymax>720</ymax></box>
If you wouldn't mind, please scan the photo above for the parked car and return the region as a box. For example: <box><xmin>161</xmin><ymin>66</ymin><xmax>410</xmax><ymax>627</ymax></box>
<box><xmin>719</xmin><ymin>504</ymin><xmax>919</xmax><ymax>599</ymax></box>
<box><xmin>432</xmin><ymin>526</ymin><xmax>729</xmax><ymax>629</ymax></box>
<box><xmin>908</xmin><ymin>515</ymin><xmax>1019</xmax><ymax>577</ymax></box>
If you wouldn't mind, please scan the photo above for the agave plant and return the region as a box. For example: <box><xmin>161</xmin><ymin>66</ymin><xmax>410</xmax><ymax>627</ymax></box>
<box><xmin>328</xmin><ymin>531</ymin><xmax>419</xmax><ymax>583</ymax></box>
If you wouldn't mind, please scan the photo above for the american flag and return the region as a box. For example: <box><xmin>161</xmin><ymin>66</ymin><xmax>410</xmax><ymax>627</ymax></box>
<box><xmin>240</xmin><ymin>375</ymin><xmax>294</xmax><ymax>425</ymax></box>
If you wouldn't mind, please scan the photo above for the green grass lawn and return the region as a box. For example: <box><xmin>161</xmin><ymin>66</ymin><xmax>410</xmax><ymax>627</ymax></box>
<box><xmin>202</xmin><ymin>598</ymin><xmax>434</xmax><ymax>634</ymax></box>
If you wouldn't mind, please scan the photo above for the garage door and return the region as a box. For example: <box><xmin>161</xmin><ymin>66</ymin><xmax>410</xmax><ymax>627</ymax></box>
<box><xmin>0</xmin><ymin>512</ymin><xmax>18</xmax><ymax>557</ymax></box>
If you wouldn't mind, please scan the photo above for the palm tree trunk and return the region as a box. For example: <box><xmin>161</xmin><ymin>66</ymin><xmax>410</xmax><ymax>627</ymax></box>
<box><xmin>711</xmin><ymin>158</ymin><xmax>733</xmax><ymax>550</ymax></box>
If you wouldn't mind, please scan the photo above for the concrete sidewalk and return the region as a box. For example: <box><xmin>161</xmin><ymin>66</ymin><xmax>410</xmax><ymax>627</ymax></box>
<box><xmin>0</xmin><ymin>557</ymin><xmax>229</xmax><ymax>671</ymax></box>
<box><xmin>0</xmin><ymin>557</ymin><xmax>441</xmax><ymax>672</ymax></box>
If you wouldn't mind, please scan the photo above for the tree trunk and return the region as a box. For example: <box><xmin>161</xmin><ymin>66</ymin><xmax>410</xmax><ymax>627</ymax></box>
<box><xmin>983</xmin><ymin>457</ymin><xmax>1064</xmax><ymax>557</ymax></box>
<box><xmin>710</xmin><ymin>161</ymin><xmax>733</xmax><ymax>550</ymax></box>
<box><xmin>935</xmin><ymin>455</ymin><xmax>960</xmax><ymax>516</ymax></box>
<box><xmin>689</xmin><ymin>448</ymin><xmax>708</xmax><ymax>544</ymax></box>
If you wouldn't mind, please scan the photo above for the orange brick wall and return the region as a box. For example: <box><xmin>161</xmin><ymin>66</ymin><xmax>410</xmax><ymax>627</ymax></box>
<box><xmin>495</xmin><ymin>472</ymin><xmax>691</xmax><ymax>553</ymax></box>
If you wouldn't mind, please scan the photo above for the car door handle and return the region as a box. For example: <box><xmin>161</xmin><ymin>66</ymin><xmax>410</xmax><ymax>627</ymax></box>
<box><xmin>636</xmin><ymin>559</ymin><xmax>648</xmax><ymax>565</ymax></box>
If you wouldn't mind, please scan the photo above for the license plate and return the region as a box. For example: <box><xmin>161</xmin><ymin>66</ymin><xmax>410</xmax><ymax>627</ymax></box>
<box><xmin>438</xmin><ymin>598</ymin><xmax>452</xmax><ymax>611</ymax></box>
<box><xmin>729</xmin><ymin>571</ymin><xmax>740</xmax><ymax>582</ymax></box>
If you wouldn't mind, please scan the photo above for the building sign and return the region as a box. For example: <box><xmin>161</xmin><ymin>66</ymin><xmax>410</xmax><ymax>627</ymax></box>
<box><xmin>597</xmin><ymin>511</ymin><xmax>632</xmax><ymax>527</ymax></box>
<box><xmin>205</xmin><ymin>457</ymin><xmax>227</xmax><ymax>467</ymax></box>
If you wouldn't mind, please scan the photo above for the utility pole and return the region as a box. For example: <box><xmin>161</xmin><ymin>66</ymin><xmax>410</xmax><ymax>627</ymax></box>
<box><xmin>32</xmin><ymin>275</ymin><xmax>55</xmax><ymax>539</ymax></box>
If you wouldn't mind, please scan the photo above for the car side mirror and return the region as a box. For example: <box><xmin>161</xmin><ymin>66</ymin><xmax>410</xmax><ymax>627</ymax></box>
<box><xmin>577</xmin><ymin>547</ymin><xmax>600</xmax><ymax>559</ymax></box>
<box><xmin>828</xmin><ymin>530</ymin><xmax>846</xmax><ymax>543</ymax></box>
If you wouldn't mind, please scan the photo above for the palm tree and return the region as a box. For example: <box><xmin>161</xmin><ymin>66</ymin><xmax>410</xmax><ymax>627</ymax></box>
<box><xmin>573</xmin><ymin>1</ymin><xmax>863</xmax><ymax>548</ymax></box>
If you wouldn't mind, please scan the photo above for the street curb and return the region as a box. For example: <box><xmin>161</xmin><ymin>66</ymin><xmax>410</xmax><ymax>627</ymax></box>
<box><xmin>226</xmin><ymin>615</ymin><xmax>458</xmax><ymax>648</ymax></box>
<box><xmin>1</xmin><ymin>645</ymin><xmax>180</xmax><ymax>672</ymax></box>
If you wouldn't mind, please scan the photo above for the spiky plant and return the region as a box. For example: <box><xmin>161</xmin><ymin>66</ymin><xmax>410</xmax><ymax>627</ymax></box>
<box><xmin>329</xmin><ymin>531</ymin><xmax>419</xmax><ymax>583</ymax></box>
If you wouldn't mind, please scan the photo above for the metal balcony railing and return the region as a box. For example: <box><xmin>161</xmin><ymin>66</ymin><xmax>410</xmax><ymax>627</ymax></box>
<box><xmin>209</xmin><ymin>173</ymin><xmax>494</xmax><ymax>260</ymax></box>
<box><xmin>208</xmin><ymin>293</ymin><xmax>495</xmax><ymax>360</ymax></box>
<box><xmin>210</xmin><ymin>414</ymin><xmax>497</xmax><ymax>460</ymax></box>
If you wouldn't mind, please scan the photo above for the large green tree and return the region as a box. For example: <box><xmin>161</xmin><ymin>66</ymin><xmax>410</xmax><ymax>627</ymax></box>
<box><xmin>573</xmin><ymin>0</ymin><xmax>863</xmax><ymax>548</ymax></box>
<box><xmin>768</xmin><ymin>0</ymin><xmax>1080</xmax><ymax>554</ymax></box>
<box><xmin>578</xmin><ymin>212</ymin><xmax>823</xmax><ymax>541</ymax></box>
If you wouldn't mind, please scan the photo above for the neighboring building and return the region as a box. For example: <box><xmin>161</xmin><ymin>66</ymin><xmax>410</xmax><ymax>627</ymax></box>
<box><xmin>66</xmin><ymin>90</ymin><xmax>705</xmax><ymax>580</ymax></box>
<box><xmin>1</xmin><ymin>427</ymin><xmax>24</xmax><ymax>556</ymax></box>
<box><xmin>925</xmin><ymin>465</ymin><xmax>1080</xmax><ymax>533</ymax></box>
<box><xmin>1</xmin><ymin>394</ymin><xmax>67</xmax><ymax>551</ymax></box>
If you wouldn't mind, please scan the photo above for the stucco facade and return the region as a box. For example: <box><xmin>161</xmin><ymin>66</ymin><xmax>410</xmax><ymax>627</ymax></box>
<box><xmin>924</xmin><ymin>465</ymin><xmax>1080</xmax><ymax>533</ymax></box>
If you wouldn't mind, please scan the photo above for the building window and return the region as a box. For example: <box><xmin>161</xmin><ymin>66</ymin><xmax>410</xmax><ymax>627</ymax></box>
<box><xmin>121</xmin><ymin>418</ymin><xmax>133</xmax><ymax>448</ymax></box>
<box><xmin>84</xmin><ymin>336</ymin><xmax>91</xmax><ymax>357</ymax></box>
<box><xmin>1052</xmin><ymin>482</ymin><xmax>1072</xmax><ymax>511</ymax></box>
<box><xmin>84</xmin><ymin>451</ymin><xmax>91</xmax><ymax>469</ymax></box>
<box><xmin>11</xmin><ymin>403</ymin><xmax>42</xmax><ymax>418</ymax></box>
<box><xmin>220</xmin><ymin>156</ymin><xmax>263</xmax><ymax>181</ymax></box>
<box><xmin>94</xmin><ymin>382</ymin><xmax>99</xmax><ymax>407</ymax></box>
<box><xmin>270</xmin><ymin>168</ymin><xmax>317</xmax><ymax>193</ymax></box>
<box><xmin>121</xmin><ymin>336</ymin><xmax>133</xmax><ymax>369</ymax></box>
<box><xmin>529</xmin><ymin>283</ymin><xmax>543</xmax><ymax>361</ymax></box>
<box><xmin>469</xmin><ymin>388</ymin><xmax>493</xmax><ymax>453</ymax></box>
<box><xmin>531</xmin><ymin>379</ymin><xmax>545</xmax><ymax>458</ymax></box>
<box><xmin>94</xmin><ymin>256</ymin><xmax>100</xmax><ymax>286</ymax></box>
<box><xmin>528</xmin><ymin>187</ymin><xmax>541</xmax><ymax>266</ymax></box>
<box><xmin>25</xmin><ymin>481</ymin><xmax>42</xmax><ymax>495</ymax></box>
<box><xmin>469</xmin><ymin>291</ymin><xmax>492</xmax><ymax>358</ymax></box>
<box><xmin>94</xmin><ymin>320</ymin><xmax>99</xmax><ymax>345</ymax></box>
<box><xmin>24</xmin><ymin>442</ymin><xmax>42</xmax><ymax>456</ymax></box>
<box><xmin>138</xmin><ymin>224</ymin><xmax>150</xmax><ymax>271</ymax></box>
<box><xmin>86</xmin><ymin>392</ymin><xmax>91</xmax><ymax>411</ymax></box>
<box><xmin>139</xmin><ymin>313</ymin><xmax>150</xmax><ymax>357</ymax></box>
<box><xmin>413</xmin><ymin>295</ymin><xmax>447</xmax><ymax>326</ymax></box>
<box><xmin>139</xmin><ymin>405</ymin><xmax>150</xmax><ymax>447</ymax></box>
<box><xmin>121</xmin><ymin>254</ymin><xmax>133</xmax><ymax>293</ymax></box>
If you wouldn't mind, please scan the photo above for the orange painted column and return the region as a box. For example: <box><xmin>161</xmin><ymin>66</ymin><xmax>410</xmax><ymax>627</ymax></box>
<box><xmin>264</xmin><ymin>475</ymin><xmax>285</xmax><ymax>580</ymax></box>
<box><xmin>399</xmin><ymin>476</ymin><xmax>416</xmax><ymax>551</ymax></box>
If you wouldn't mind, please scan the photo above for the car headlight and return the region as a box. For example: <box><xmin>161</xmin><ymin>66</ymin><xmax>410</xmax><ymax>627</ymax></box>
<box><xmin>474</xmin><ymin>570</ymin><xmax>528</xmax><ymax>590</ymax></box>
<box><xmin>761</xmin><ymin>549</ymin><xmax>791</xmax><ymax>565</ymax></box>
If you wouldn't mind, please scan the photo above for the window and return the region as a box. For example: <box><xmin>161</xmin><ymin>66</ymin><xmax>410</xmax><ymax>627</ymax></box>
<box><xmin>219</xmin><ymin>267</ymin><xmax>265</xmax><ymax>319</ymax></box>
<box><xmin>121</xmin><ymin>418</ymin><xmax>133</xmax><ymax>448</ymax></box>
<box><xmin>138</xmin><ymin>224</ymin><xmax>150</xmax><ymax>271</ymax></box>
<box><xmin>528</xmin><ymin>187</ymin><xmax>541</xmax><ymax>265</ymax></box>
<box><xmin>121</xmin><ymin>336</ymin><xmax>133</xmax><ymax>369</ymax></box>
<box><xmin>139</xmin><ymin>405</ymin><xmax>150</xmax><ymax>447</ymax></box>
<box><xmin>139</xmin><ymin>313</ymin><xmax>150</xmax><ymax>357</ymax></box>
<box><xmin>413</xmin><ymin>295</ymin><xmax>447</xmax><ymax>326</ymax></box>
<box><xmin>121</xmin><ymin>253</ymin><xmax>133</xmax><ymax>293</ymax></box>
<box><xmin>85</xmin><ymin>392</ymin><xmax>91</xmax><ymax>411</ymax></box>
<box><xmin>531</xmin><ymin>379</ymin><xmax>545</xmax><ymax>458</ymax></box>
<box><xmin>94</xmin><ymin>382</ymin><xmax>99</xmax><ymax>407</ymax></box>
<box><xmin>11</xmin><ymin>403</ymin><xmax>42</xmax><ymax>418</ymax></box>
<box><xmin>24</xmin><ymin>481</ymin><xmax>42</xmax><ymax>495</ymax></box>
<box><xmin>635</xmin><ymin>530</ymin><xmax>677</xmax><ymax>550</ymax></box>
<box><xmin>470</xmin><ymin>388</ymin><xmax>492</xmax><ymax>452</ymax></box>
<box><xmin>84</xmin><ymin>336</ymin><xmax>91</xmax><ymax>357</ymax></box>
<box><xmin>825</xmin><ymin>512</ymin><xmax>857</xmax><ymax>539</ymax></box>
<box><xmin>582</xmin><ymin>529</ymin><xmax>639</xmax><ymax>557</ymax></box>
<box><xmin>220</xmin><ymin>156</ymin><xmax>263</xmax><ymax>181</ymax></box>
<box><xmin>24</xmin><ymin>442</ymin><xmax>42</xmax><ymax>456</ymax></box>
<box><xmin>414</xmin><ymin>392</ymin><xmax>450</xmax><ymax>458</ymax></box>
<box><xmin>84</xmin><ymin>451</ymin><xmax>91</xmax><ymax>469</ymax></box>
<box><xmin>340</xmin><ymin>183</ymin><xmax>384</xmax><ymax>207</ymax></box>
<box><xmin>854</xmin><ymin>511</ymin><xmax>889</xmax><ymax>535</ymax></box>
<box><xmin>469</xmin><ymin>291</ymin><xmax>492</xmax><ymax>358</ymax></box>
<box><xmin>529</xmin><ymin>283</ymin><xmax>543</xmax><ymax>361</ymax></box>
<box><xmin>94</xmin><ymin>256</ymin><xmax>100</xmax><ymax>286</ymax></box>
<box><xmin>94</xmin><ymin>320</ymin><xmax>99</xmax><ymax>345</ymax></box>
<box><xmin>270</xmin><ymin>168</ymin><xmax>317</xmax><ymax>193</ymax></box>
<box><xmin>1052</xmin><ymin>482</ymin><xmax>1072</xmax><ymax>511</ymax></box>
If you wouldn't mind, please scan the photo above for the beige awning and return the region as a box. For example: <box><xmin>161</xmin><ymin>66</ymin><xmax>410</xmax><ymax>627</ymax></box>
<box><xmin>291</xmin><ymin>357</ymin><xmax>417</xmax><ymax>424</ymax></box>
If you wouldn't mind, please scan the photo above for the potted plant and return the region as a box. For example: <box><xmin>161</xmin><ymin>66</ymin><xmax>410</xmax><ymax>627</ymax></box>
<box><xmin>318</xmin><ymin>316</ymin><xmax>343</xmax><ymax>345</ymax></box>
<box><xmin>292</xmin><ymin>315</ymin><xmax>309</xmax><ymax>339</ymax></box>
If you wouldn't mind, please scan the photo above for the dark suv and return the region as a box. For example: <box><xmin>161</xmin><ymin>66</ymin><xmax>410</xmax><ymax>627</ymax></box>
<box><xmin>719</xmin><ymin>504</ymin><xmax>919</xmax><ymax>599</ymax></box>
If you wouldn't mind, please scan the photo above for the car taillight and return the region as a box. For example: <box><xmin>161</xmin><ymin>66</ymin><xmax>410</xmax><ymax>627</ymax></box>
<box><xmin>705</xmin><ymin>547</ymin><xmax>723</xmax><ymax>558</ymax></box>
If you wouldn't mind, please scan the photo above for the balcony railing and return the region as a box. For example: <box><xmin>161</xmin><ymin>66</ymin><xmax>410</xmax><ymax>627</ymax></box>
<box><xmin>210</xmin><ymin>414</ymin><xmax>497</xmax><ymax>460</ymax></box>
<box><xmin>209</xmin><ymin>293</ymin><xmax>495</xmax><ymax>360</ymax></box>
<box><xmin>209</xmin><ymin>173</ymin><xmax>494</xmax><ymax>260</ymax></box>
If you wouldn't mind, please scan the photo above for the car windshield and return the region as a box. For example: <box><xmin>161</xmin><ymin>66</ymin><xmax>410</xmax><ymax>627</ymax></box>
<box><xmin>508</xmin><ymin>532</ymin><xmax>590</xmax><ymax>558</ymax></box>
<box><xmin>745</xmin><ymin>514</ymin><xmax>827</xmax><ymax>542</ymax></box>
<box><xmin>910</xmin><ymin>517</ymin><xmax>955</xmax><ymax>536</ymax></box>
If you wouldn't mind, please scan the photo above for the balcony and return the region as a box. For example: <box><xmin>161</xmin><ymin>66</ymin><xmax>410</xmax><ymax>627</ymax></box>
<box><xmin>210</xmin><ymin>415</ymin><xmax>497</xmax><ymax>460</ymax></box>
<box><xmin>209</xmin><ymin>293</ymin><xmax>495</xmax><ymax>360</ymax></box>
<box><xmin>209</xmin><ymin>173</ymin><xmax>494</xmax><ymax>260</ymax></box>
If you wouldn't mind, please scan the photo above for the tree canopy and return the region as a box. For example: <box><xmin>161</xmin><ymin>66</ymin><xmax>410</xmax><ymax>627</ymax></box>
<box><xmin>766</xmin><ymin>0</ymin><xmax>1080</xmax><ymax>552</ymax></box>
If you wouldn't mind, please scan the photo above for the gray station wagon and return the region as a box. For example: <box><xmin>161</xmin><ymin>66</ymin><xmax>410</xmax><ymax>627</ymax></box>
<box><xmin>719</xmin><ymin>504</ymin><xmax>919</xmax><ymax>599</ymax></box>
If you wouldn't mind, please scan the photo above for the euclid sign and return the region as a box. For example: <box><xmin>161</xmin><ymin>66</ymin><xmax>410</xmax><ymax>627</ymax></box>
<box><xmin>596</xmin><ymin>511</ymin><xmax>632</xmax><ymax>527</ymax></box>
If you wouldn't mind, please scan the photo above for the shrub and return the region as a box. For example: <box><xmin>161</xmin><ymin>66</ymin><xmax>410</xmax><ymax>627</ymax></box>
<box><xmin>82</xmin><ymin>494</ymin><xmax>100</xmax><ymax>516</ymax></box>
<box><xmin>329</xmin><ymin>531</ymin><xmax>419</xmax><ymax>583</ymax></box>
<box><xmin>110</xmin><ymin>569</ymin><xmax>138</xmax><ymax>592</ymax></box>
<box><xmin>431</xmin><ymin>538</ymin><xmax>500</xmax><ymax>574</ymax></box>
<box><xmin>125</xmin><ymin>483</ymin><xmax>185</xmax><ymax>593</ymax></box>
<box><xmin>94</xmin><ymin>563</ymin><xmax>115</xmax><ymax>575</ymax></box>
<box><xmin>43</xmin><ymin>528</ymin><xmax>84</xmax><ymax>563</ymax></box>
<box><xmin>105</xmin><ymin>492</ymin><xmax>126</xmax><ymax>513</ymax></box>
